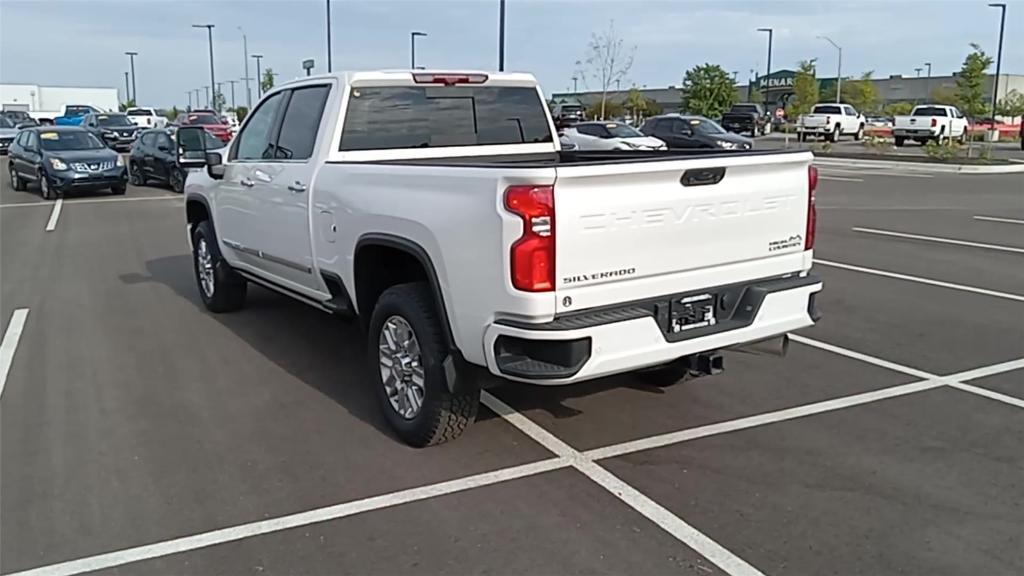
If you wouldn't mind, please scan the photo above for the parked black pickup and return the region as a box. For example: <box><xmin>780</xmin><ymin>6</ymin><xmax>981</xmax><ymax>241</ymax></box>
<box><xmin>721</xmin><ymin>103</ymin><xmax>770</xmax><ymax>137</ymax></box>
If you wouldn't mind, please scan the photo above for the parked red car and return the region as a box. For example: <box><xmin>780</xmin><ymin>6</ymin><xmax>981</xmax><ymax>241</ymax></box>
<box><xmin>176</xmin><ymin>111</ymin><xmax>232</xmax><ymax>143</ymax></box>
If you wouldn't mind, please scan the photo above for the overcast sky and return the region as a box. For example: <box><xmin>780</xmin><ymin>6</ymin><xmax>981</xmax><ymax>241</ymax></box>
<box><xmin>1</xmin><ymin>0</ymin><xmax>1021</xmax><ymax>108</ymax></box>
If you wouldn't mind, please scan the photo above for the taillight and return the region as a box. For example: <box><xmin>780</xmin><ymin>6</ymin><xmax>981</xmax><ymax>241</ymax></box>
<box><xmin>931</xmin><ymin>118</ymin><xmax>937</xmax><ymax>127</ymax></box>
<box><xmin>412</xmin><ymin>73</ymin><xmax>488</xmax><ymax>86</ymax></box>
<box><xmin>806</xmin><ymin>166</ymin><xmax>818</xmax><ymax>250</ymax></box>
<box><xmin>505</xmin><ymin>185</ymin><xmax>555</xmax><ymax>292</ymax></box>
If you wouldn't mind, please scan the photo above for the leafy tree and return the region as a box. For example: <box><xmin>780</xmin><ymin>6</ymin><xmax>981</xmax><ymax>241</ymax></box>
<box><xmin>955</xmin><ymin>43</ymin><xmax>993</xmax><ymax>118</ymax></box>
<box><xmin>582</xmin><ymin>21</ymin><xmax>635</xmax><ymax>119</ymax></box>
<box><xmin>261</xmin><ymin>68</ymin><xmax>276</xmax><ymax>93</ymax></box>
<box><xmin>845</xmin><ymin>71</ymin><xmax>880</xmax><ymax>114</ymax></box>
<box><xmin>748</xmin><ymin>87</ymin><xmax>764</xmax><ymax>104</ymax></box>
<box><xmin>680</xmin><ymin>64</ymin><xmax>736</xmax><ymax>118</ymax></box>
<box><xmin>930</xmin><ymin>87</ymin><xmax>958</xmax><ymax>106</ymax></box>
<box><xmin>586</xmin><ymin>100</ymin><xmax>624</xmax><ymax>119</ymax></box>
<box><xmin>819</xmin><ymin>84</ymin><xmax>839</xmax><ymax>104</ymax></box>
<box><xmin>234</xmin><ymin>105</ymin><xmax>249</xmax><ymax>122</ymax></box>
<box><xmin>164</xmin><ymin>106</ymin><xmax>180</xmax><ymax>121</ymax></box>
<box><xmin>883</xmin><ymin>101</ymin><xmax>914</xmax><ymax>117</ymax></box>
<box><xmin>996</xmin><ymin>89</ymin><xmax>1024</xmax><ymax>121</ymax></box>
<box><xmin>118</xmin><ymin>99</ymin><xmax>136</xmax><ymax>112</ymax></box>
<box><xmin>624</xmin><ymin>88</ymin><xmax>649</xmax><ymax>122</ymax></box>
<box><xmin>787</xmin><ymin>60</ymin><xmax>819</xmax><ymax>117</ymax></box>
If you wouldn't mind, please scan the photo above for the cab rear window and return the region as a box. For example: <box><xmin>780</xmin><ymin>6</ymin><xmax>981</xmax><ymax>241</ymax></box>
<box><xmin>340</xmin><ymin>86</ymin><xmax>552</xmax><ymax>151</ymax></box>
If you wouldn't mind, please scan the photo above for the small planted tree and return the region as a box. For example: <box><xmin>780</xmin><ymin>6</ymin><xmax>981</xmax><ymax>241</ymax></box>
<box><xmin>846</xmin><ymin>72</ymin><xmax>880</xmax><ymax>114</ymax></box>
<box><xmin>787</xmin><ymin>60</ymin><xmax>819</xmax><ymax>118</ymax></box>
<box><xmin>883</xmin><ymin>101</ymin><xmax>914</xmax><ymax>117</ymax></box>
<box><xmin>955</xmin><ymin>43</ymin><xmax>993</xmax><ymax>118</ymax></box>
<box><xmin>996</xmin><ymin>90</ymin><xmax>1024</xmax><ymax>122</ymax></box>
<box><xmin>261</xmin><ymin>68</ymin><xmax>276</xmax><ymax>93</ymax></box>
<box><xmin>582</xmin><ymin>21</ymin><xmax>635</xmax><ymax>120</ymax></box>
<box><xmin>624</xmin><ymin>88</ymin><xmax>648</xmax><ymax>122</ymax></box>
<box><xmin>680</xmin><ymin>63</ymin><xmax>736</xmax><ymax>118</ymax></box>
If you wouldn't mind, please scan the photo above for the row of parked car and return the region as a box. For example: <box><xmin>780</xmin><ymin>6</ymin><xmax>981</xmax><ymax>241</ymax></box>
<box><xmin>559</xmin><ymin>114</ymin><xmax>754</xmax><ymax>152</ymax></box>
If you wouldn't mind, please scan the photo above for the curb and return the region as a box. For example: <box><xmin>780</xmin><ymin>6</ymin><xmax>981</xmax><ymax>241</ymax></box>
<box><xmin>814</xmin><ymin>156</ymin><xmax>1024</xmax><ymax>174</ymax></box>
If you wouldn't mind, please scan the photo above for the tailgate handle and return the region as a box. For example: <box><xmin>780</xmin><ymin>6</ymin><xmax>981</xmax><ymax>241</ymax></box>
<box><xmin>680</xmin><ymin>167</ymin><xmax>726</xmax><ymax>187</ymax></box>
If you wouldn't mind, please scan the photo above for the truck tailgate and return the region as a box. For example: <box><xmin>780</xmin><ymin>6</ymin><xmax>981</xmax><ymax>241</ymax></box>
<box><xmin>553</xmin><ymin>152</ymin><xmax>813</xmax><ymax>313</ymax></box>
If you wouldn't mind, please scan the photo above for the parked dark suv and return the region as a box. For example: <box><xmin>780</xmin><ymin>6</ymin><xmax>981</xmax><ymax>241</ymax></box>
<box><xmin>129</xmin><ymin>128</ymin><xmax>223</xmax><ymax>193</ymax></box>
<box><xmin>639</xmin><ymin>114</ymin><xmax>753</xmax><ymax>150</ymax></box>
<box><xmin>7</xmin><ymin>126</ymin><xmax>127</xmax><ymax>199</ymax></box>
<box><xmin>81</xmin><ymin>112</ymin><xmax>140</xmax><ymax>151</ymax></box>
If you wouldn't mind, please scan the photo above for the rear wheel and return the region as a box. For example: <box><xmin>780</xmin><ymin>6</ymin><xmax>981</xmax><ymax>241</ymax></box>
<box><xmin>169</xmin><ymin>167</ymin><xmax>185</xmax><ymax>193</ymax></box>
<box><xmin>827</xmin><ymin>125</ymin><xmax>840</xmax><ymax>143</ymax></box>
<box><xmin>799</xmin><ymin>133</ymin><xmax>808</xmax><ymax>143</ymax></box>
<box><xmin>128</xmin><ymin>160</ymin><xmax>145</xmax><ymax>186</ymax></box>
<box><xmin>191</xmin><ymin>220</ymin><xmax>247</xmax><ymax>313</ymax></box>
<box><xmin>9</xmin><ymin>163</ymin><xmax>25</xmax><ymax>191</ymax></box>
<box><xmin>894</xmin><ymin>136</ymin><xmax>906</xmax><ymax>147</ymax></box>
<box><xmin>854</xmin><ymin>124</ymin><xmax>864</xmax><ymax>141</ymax></box>
<box><xmin>368</xmin><ymin>282</ymin><xmax>479</xmax><ymax>447</ymax></box>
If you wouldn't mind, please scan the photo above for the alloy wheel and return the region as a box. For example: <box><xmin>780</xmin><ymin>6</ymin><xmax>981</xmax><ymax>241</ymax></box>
<box><xmin>196</xmin><ymin>238</ymin><xmax>215</xmax><ymax>298</ymax></box>
<box><xmin>378</xmin><ymin>316</ymin><xmax>426</xmax><ymax>420</ymax></box>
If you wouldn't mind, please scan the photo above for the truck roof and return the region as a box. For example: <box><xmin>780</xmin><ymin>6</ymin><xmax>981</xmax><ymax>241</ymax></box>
<box><xmin>279</xmin><ymin>70</ymin><xmax>540</xmax><ymax>88</ymax></box>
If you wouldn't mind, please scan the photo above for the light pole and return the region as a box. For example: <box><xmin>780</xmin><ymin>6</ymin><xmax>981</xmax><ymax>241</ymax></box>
<box><xmin>186</xmin><ymin>90</ymin><xmax>193</xmax><ymax>110</ymax></box>
<box><xmin>817</xmin><ymin>35</ymin><xmax>842</xmax><ymax>103</ymax></box>
<box><xmin>123</xmin><ymin>72</ymin><xmax>130</xmax><ymax>104</ymax></box>
<box><xmin>204</xmin><ymin>86</ymin><xmax>210</xmax><ymax>107</ymax></box>
<box><xmin>572</xmin><ymin>76</ymin><xmax>578</xmax><ymax>93</ymax></box>
<box><xmin>988</xmin><ymin>3</ymin><xmax>1007</xmax><ymax>120</ymax></box>
<box><xmin>915</xmin><ymin>67</ymin><xmax>922</xmax><ymax>78</ymax></box>
<box><xmin>192</xmin><ymin>24</ymin><xmax>217</xmax><ymax>112</ymax></box>
<box><xmin>410</xmin><ymin>31</ymin><xmax>427</xmax><ymax>69</ymax></box>
<box><xmin>757</xmin><ymin>28</ymin><xmax>773</xmax><ymax>84</ymax></box>
<box><xmin>125</xmin><ymin>51</ymin><xmax>138</xmax><ymax>103</ymax></box>
<box><xmin>498</xmin><ymin>0</ymin><xmax>506</xmax><ymax>71</ymax></box>
<box><xmin>194</xmin><ymin>89</ymin><xmax>202</xmax><ymax>109</ymax></box>
<box><xmin>252</xmin><ymin>54</ymin><xmax>264</xmax><ymax>98</ymax></box>
<box><xmin>326</xmin><ymin>0</ymin><xmax>333</xmax><ymax>72</ymax></box>
<box><xmin>226</xmin><ymin>79</ymin><xmax>238</xmax><ymax>109</ymax></box>
<box><xmin>925</xmin><ymin>61</ymin><xmax>932</xmax><ymax>101</ymax></box>
<box><xmin>238</xmin><ymin>27</ymin><xmax>252</xmax><ymax>108</ymax></box>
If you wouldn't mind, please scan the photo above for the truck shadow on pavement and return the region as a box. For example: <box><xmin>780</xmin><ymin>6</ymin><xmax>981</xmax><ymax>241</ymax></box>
<box><xmin>124</xmin><ymin>255</ymin><xmax>672</xmax><ymax>437</ymax></box>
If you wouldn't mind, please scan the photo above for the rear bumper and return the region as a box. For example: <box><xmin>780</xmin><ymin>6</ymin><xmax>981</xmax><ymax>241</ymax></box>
<box><xmin>484</xmin><ymin>275</ymin><xmax>822</xmax><ymax>384</ymax></box>
<box><xmin>797</xmin><ymin>126</ymin><xmax>830</xmax><ymax>134</ymax></box>
<box><xmin>892</xmin><ymin>129</ymin><xmax>936</xmax><ymax>138</ymax></box>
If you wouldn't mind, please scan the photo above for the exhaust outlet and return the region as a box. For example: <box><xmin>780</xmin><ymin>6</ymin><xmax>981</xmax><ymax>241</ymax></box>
<box><xmin>731</xmin><ymin>335</ymin><xmax>790</xmax><ymax>357</ymax></box>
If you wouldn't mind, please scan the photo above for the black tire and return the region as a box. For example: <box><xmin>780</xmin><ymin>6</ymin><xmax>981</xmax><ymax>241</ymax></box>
<box><xmin>894</xmin><ymin>136</ymin><xmax>905</xmax><ymax>147</ymax></box>
<box><xmin>799</xmin><ymin>133</ymin><xmax>807</xmax><ymax>143</ymax></box>
<box><xmin>9</xmin><ymin>163</ymin><xmax>26</xmax><ymax>191</ymax></box>
<box><xmin>826</xmin><ymin>125</ymin><xmax>840</xmax><ymax>143</ymax></box>
<box><xmin>191</xmin><ymin>220</ymin><xmax>247</xmax><ymax>313</ymax></box>
<box><xmin>368</xmin><ymin>282</ymin><xmax>479</xmax><ymax>447</ymax></box>
<box><xmin>38</xmin><ymin>169</ymin><xmax>53</xmax><ymax>200</ymax></box>
<box><xmin>111</xmin><ymin>183</ymin><xmax>126</xmax><ymax>195</ymax></box>
<box><xmin>169</xmin><ymin>167</ymin><xmax>185</xmax><ymax>193</ymax></box>
<box><xmin>958</xmin><ymin>130</ymin><xmax>968</xmax><ymax>145</ymax></box>
<box><xmin>128</xmin><ymin>160</ymin><xmax>145</xmax><ymax>186</ymax></box>
<box><xmin>854</xmin><ymin>124</ymin><xmax>864</xmax><ymax>141</ymax></box>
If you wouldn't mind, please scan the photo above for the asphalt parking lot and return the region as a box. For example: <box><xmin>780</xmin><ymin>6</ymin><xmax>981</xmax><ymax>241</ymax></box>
<box><xmin>757</xmin><ymin>131</ymin><xmax>1024</xmax><ymax>162</ymax></box>
<box><xmin>2</xmin><ymin>156</ymin><xmax>1022</xmax><ymax>575</ymax></box>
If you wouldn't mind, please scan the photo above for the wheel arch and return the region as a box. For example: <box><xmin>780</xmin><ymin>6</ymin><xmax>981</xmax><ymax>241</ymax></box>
<box><xmin>185</xmin><ymin>193</ymin><xmax>213</xmax><ymax>237</ymax></box>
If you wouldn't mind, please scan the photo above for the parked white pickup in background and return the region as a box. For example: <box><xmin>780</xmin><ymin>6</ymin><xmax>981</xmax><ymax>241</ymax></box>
<box><xmin>892</xmin><ymin>105</ymin><xmax>968</xmax><ymax>147</ymax></box>
<box><xmin>797</xmin><ymin>103</ymin><xmax>865</xmax><ymax>142</ymax></box>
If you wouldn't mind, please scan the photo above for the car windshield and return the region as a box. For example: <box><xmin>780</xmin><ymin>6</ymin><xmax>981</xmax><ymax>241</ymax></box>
<box><xmin>601</xmin><ymin>124</ymin><xmax>643</xmax><ymax>138</ymax></box>
<box><xmin>38</xmin><ymin>130</ymin><xmax>105</xmax><ymax>151</ymax></box>
<box><xmin>812</xmin><ymin>105</ymin><xmax>842</xmax><ymax>114</ymax></box>
<box><xmin>0</xmin><ymin>117</ymin><xmax>14</xmax><ymax>129</ymax></box>
<box><xmin>913</xmin><ymin>107</ymin><xmax>948</xmax><ymax>117</ymax></box>
<box><xmin>65</xmin><ymin>106</ymin><xmax>95</xmax><ymax>116</ymax></box>
<box><xmin>126</xmin><ymin>109</ymin><xmax>153</xmax><ymax>116</ymax></box>
<box><xmin>96</xmin><ymin>115</ymin><xmax>133</xmax><ymax>127</ymax></box>
<box><xmin>687</xmin><ymin>118</ymin><xmax>727</xmax><ymax>135</ymax></box>
<box><xmin>187</xmin><ymin>114</ymin><xmax>221</xmax><ymax>126</ymax></box>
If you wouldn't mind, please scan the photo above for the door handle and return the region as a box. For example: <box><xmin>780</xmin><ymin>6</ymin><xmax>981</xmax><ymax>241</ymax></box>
<box><xmin>240</xmin><ymin>177</ymin><xmax>255</xmax><ymax>188</ymax></box>
<box><xmin>288</xmin><ymin>181</ymin><xmax>307</xmax><ymax>194</ymax></box>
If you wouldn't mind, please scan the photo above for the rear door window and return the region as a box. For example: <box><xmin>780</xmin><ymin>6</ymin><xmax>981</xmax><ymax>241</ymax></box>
<box><xmin>273</xmin><ymin>85</ymin><xmax>330</xmax><ymax>160</ymax></box>
<box><xmin>340</xmin><ymin>85</ymin><xmax>552</xmax><ymax>151</ymax></box>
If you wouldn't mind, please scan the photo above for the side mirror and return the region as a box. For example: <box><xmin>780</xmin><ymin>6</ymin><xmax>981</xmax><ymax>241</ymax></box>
<box><xmin>176</xmin><ymin>126</ymin><xmax>209</xmax><ymax>169</ymax></box>
<box><xmin>206</xmin><ymin>152</ymin><xmax>225</xmax><ymax>180</ymax></box>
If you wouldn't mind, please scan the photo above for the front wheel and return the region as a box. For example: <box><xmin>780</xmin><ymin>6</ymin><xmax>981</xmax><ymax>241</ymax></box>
<box><xmin>191</xmin><ymin>221</ymin><xmax>247</xmax><ymax>313</ymax></box>
<box><xmin>368</xmin><ymin>282</ymin><xmax>479</xmax><ymax>447</ymax></box>
<box><xmin>38</xmin><ymin>170</ymin><xmax>53</xmax><ymax>200</ymax></box>
<box><xmin>111</xmin><ymin>183</ymin><xmax>126</xmax><ymax>195</ymax></box>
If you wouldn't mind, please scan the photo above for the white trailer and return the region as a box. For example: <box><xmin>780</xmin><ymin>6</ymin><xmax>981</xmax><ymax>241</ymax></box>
<box><xmin>0</xmin><ymin>84</ymin><xmax>119</xmax><ymax>123</ymax></box>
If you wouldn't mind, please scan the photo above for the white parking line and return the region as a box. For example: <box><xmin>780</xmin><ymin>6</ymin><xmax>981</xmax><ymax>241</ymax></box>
<box><xmin>0</xmin><ymin>308</ymin><xmax>29</xmax><ymax>398</ymax></box>
<box><xmin>974</xmin><ymin>215</ymin><xmax>1024</xmax><ymax>225</ymax></box>
<box><xmin>481</xmin><ymin>391</ymin><xmax>766</xmax><ymax>576</ymax></box>
<box><xmin>44</xmin><ymin>198</ymin><xmax>63</xmax><ymax>231</ymax></box>
<box><xmin>814</xmin><ymin>259</ymin><xmax>1024</xmax><ymax>303</ymax></box>
<box><xmin>817</xmin><ymin>167</ymin><xmax>934</xmax><ymax>179</ymax></box>
<box><xmin>852</xmin><ymin>227</ymin><xmax>1024</xmax><ymax>254</ymax></box>
<box><xmin>947</xmin><ymin>382</ymin><xmax>1024</xmax><ymax>409</ymax></box>
<box><xmin>0</xmin><ymin>195</ymin><xmax>179</xmax><ymax>209</ymax></box>
<box><xmin>820</xmin><ymin>175</ymin><xmax>864</xmax><ymax>182</ymax></box>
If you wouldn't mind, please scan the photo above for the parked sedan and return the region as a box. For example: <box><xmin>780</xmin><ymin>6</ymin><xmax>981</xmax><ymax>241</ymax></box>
<box><xmin>640</xmin><ymin>114</ymin><xmax>753</xmax><ymax>150</ymax></box>
<box><xmin>561</xmin><ymin>121</ymin><xmax>666</xmax><ymax>150</ymax></box>
<box><xmin>7</xmin><ymin>126</ymin><xmax>126</xmax><ymax>199</ymax></box>
<box><xmin>0</xmin><ymin>116</ymin><xmax>18</xmax><ymax>155</ymax></box>
<box><xmin>129</xmin><ymin>128</ymin><xmax>223</xmax><ymax>193</ymax></box>
<box><xmin>81</xmin><ymin>112</ymin><xmax>141</xmax><ymax>151</ymax></box>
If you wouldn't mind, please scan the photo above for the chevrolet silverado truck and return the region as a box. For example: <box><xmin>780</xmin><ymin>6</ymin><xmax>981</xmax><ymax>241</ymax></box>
<box><xmin>721</xmin><ymin>103</ymin><xmax>771</xmax><ymax>137</ymax></box>
<box><xmin>177</xmin><ymin>70</ymin><xmax>823</xmax><ymax>447</ymax></box>
<box><xmin>892</xmin><ymin>104</ymin><xmax>968</xmax><ymax>147</ymax></box>
<box><xmin>797</xmin><ymin>103</ymin><xmax>865</xmax><ymax>142</ymax></box>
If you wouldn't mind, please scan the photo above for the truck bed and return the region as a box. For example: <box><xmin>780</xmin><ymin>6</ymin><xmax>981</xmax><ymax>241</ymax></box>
<box><xmin>349</xmin><ymin>148</ymin><xmax>805</xmax><ymax>168</ymax></box>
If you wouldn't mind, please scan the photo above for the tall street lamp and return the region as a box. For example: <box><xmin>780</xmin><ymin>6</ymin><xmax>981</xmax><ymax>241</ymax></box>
<box><xmin>817</xmin><ymin>35</ymin><xmax>842</xmax><ymax>103</ymax></box>
<box><xmin>124</xmin><ymin>51</ymin><xmax>138</xmax><ymax>103</ymax></box>
<box><xmin>915</xmin><ymin>67</ymin><xmax>922</xmax><ymax>78</ymax></box>
<box><xmin>186</xmin><ymin>90</ymin><xmax>193</xmax><ymax>110</ymax></box>
<box><xmin>123</xmin><ymin>72</ymin><xmax>130</xmax><ymax>104</ymax></box>
<box><xmin>238</xmin><ymin>27</ymin><xmax>252</xmax><ymax>108</ymax></box>
<box><xmin>252</xmin><ymin>54</ymin><xmax>264</xmax><ymax>98</ymax></box>
<box><xmin>498</xmin><ymin>0</ymin><xmax>506</xmax><ymax>71</ymax></box>
<box><xmin>756</xmin><ymin>28</ymin><xmax>773</xmax><ymax>85</ymax></box>
<box><xmin>226</xmin><ymin>79</ymin><xmax>238</xmax><ymax>110</ymax></box>
<box><xmin>410</xmin><ymin>31</ymin><xmax>427</xmax><ymax>69</ymax></box>
<box><xmin>326</xmin><ymin>0</ymin><xmax>333</xmax><ymax>72</ymax></box>
<box><xmin>204</xmin><ymin>85</ymin><xmax>210</xmax><ymax>108</ymax></box>
<box><xmin>192</xmin><ymin>24</ymin><xmax>217</xmax><ymax>112</ymax></box>
<box><xmin>925</xmin><ymin>61</ymin><xmax>932</xmax><ymax>100</ymax></box>
<box><xmin>988</xmin><ymin>3</ymin><xmax>1007</xmax><ymax>119</ymax></box>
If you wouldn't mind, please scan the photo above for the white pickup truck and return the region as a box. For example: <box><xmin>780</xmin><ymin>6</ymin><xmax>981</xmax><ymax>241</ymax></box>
<box><xmin>177</xmin><ymin>70</ymin><xmax>822</xmax><ymax>446</ymax></box>
<box><xmin>797</xmin><ymin>103</ymin><xmax>865</xmax><ymax>142</ymax></box>
<box><xmin>892</xmin><ymin>104</ymin><xmax>969</xmax><ymax>147</ymax></box>
<box><xmin>125</xmin><ymin>107</ymin><xmax>167</xmax><ymax>129</ymax></box>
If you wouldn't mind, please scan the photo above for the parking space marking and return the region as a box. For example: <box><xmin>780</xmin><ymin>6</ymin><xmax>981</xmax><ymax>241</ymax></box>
<box><xmin>0</xmin><ymin>201</ymin><xmax>54</xmax><ymax>208</ymax></box>
<box><xmin>852</xmin><ymin>227</ymin><xmax>1024</xmax><ymax>254</ymax></box>
<box><xmin>817</xmin><ymin>167</ymin><xmax>934</xmax><ymax>179</ymax></box>
<box><xmin>814</xmin><ymin>259</ymin><xmax>1024</xmax><ymax>303</ymax></box>
<box><xmin>0</xmin><ymin>308</ymin><xmax>29</xmax><ymax>398</ymax></box>
<box><xmin>974</xmin><ymin>215</ymin><xmax>1024</xmax><ymax>225</ymax></box>
<box><xmin>1</xmin><ymin>196</ymin><xmax>180</xmax><ymax>209</ymax></box>
<box><xmin>45</xmin><ymin>198</ymin><xmax>63</xmax><ymax>232</ymax></box>
<box><xmin>481</xmin><ymin>391</ymin><xmax>764</xmax><ymax>576</ymax></box>
<box><xmin>947</xmin><ymin>382</ymin><xmax>1024</xmax><ymax>409</ymax></box>
<box><xmin>5</xmin><ymin>457</ymin><xmax>571</xmax><ymax>576</ymax></box>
